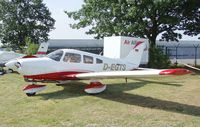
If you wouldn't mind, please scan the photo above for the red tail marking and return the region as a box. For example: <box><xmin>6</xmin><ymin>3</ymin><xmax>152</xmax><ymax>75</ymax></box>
<box><xmin>22</xmin><ymin>55</ymin><xmax>37</xmax><ymax>58</ymax></box>
<box><xmin>133</xmin><ymin>41</ymin><xmax>143</xmax><ymax>49</ymax></box>
<box><xmin>37</xmin><ymin>52</ymin><xmax>47</xmax><ymax>55</ymax></box>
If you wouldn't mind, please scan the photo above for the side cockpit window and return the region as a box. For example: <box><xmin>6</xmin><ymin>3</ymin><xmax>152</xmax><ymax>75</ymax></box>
<box><xmin>83</xmin><ymin>55</ymin><xmax>93</xmax><ymax>64</ymax></box>
<box><xmin>47</xmin><ymin>50</ymin><xmax>63</xmax><ymax>61</ymax></box>
<box><xmin>63</xmin><ymin>53</ymin><xmax>81</xmax><ymax>63</ymax></box>
<box><xmin>96</xmin><ymin>58</ymin><xmax>103</xmax><ymax>64</ymax></box>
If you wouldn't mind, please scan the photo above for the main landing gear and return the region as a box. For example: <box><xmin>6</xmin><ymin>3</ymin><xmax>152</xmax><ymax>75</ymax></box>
<box><xmin>84</xmin><ymin>81</ymin><xmax>107</xmax><ymax>94</ymax></box>
<box><xmin>23</xmin><ymin>81</ymin><xmax>106</xmax><ymax>96</ymax></box>
<box><xmin>23</xmin><ymin>84</ymin><xmax>46</xmax><ymax>96</ymax></box>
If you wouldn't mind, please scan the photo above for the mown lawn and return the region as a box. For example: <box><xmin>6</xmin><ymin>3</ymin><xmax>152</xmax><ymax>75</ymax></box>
<box><xmin>0</xmin><ymin>73</ymin><xmax>200</xmax><ymax>127</ymax></box>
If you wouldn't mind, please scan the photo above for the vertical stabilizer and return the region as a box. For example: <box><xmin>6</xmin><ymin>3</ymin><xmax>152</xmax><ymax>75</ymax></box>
<box><xmin>36</xmin><ymin>43</ymin><xmax>49</xmax><ymax>56</ymax></box>
<box><xmin>123</xmin><ymin>41</ymin><xmax>145</xmax><ymax>68</ymax></box>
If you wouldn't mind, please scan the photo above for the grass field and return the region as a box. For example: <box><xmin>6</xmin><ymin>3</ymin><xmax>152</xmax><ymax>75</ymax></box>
<box><xmin>0</xmin><ymin>73</ymin><xmax>200</xmax><ymax>127</ymax></box>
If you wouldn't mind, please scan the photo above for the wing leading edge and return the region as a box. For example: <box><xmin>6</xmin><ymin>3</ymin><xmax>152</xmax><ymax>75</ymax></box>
<box><xmin>75</xmin><ymin>68</ymin><xmax>191</xmax><ymax>80</ymax></box>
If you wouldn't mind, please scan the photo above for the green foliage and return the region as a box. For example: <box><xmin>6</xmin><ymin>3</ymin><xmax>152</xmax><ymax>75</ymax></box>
<box><xmin>66</xmin><ymin>0</ymin><xmax>199</xmax><ymax>68</ymax></box>
<box><xmin>148</xmin><ymin>46</ymin><xmax>171</xmax><ymax>69</ymax></box>
<box><xmin>0</xmin><ymin>45</ymin><xmax>12</xmax><ymax>51</ymax></box>
<box><xmin>25</xmin><ymin>37</ymin><xmax>39</xmax><ymax>55</ymax></box>
<box><xmin>179</xmin><ymin>0</ymin><xmax>200</xmax><ymax>38</ymax></box>
<box><xmin>66</xmin><ymin>0</ymin><xmax>199</xmax><ymax>46</ymax></box>
<box><xmin>0</xmin><ymin>0</ymin><xmax>55</xmax><ymax>50</ymax></box>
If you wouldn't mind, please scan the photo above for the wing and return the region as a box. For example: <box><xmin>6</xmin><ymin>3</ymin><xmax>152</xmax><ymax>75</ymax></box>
<box><xmin>74</xmin><ymin>68</ymin><xmax>191</xmax><ymax>80</ymax></box>
<box><xmin>184</xmin><ymin>64</ymin><xmax>200</xmax><ymax>72</ymax></box>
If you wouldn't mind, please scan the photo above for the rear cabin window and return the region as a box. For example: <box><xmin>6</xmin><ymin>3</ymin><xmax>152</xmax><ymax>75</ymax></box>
<box><xmin>47</xmin><ymin>50</ymin><xmax>63</xmax><ymax>61</ymax></box>
<box><xmin>96</xmin><ymin>58</ymin><xmax>103</xmax><ymax>64</ymax></box>
<box><xmin>63</xmin><ymin>53</ymin><xmax>81</xmax><ymax>63</ymax></box>
<box><xmin>83</xmin><ymin>55</ymin><xmax>93</xmax><ymax>64</ymax></box>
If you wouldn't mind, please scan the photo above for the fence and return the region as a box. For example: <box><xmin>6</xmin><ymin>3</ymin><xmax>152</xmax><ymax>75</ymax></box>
<box><xmin>158</xmin><ymin>44</ymin><xmax>200</xmax><ymax>65</ymax></box>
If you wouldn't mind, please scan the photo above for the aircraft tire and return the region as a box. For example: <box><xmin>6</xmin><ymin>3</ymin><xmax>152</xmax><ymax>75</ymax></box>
<box><xmin>26</xmin><ymin>92</ymin><xmax>36</xmax><ymax>96</ymax></box>
<box><xmin>8</xmin><ymin>69</ymin><xmax>13</xmax><ymax>73</ymax></box>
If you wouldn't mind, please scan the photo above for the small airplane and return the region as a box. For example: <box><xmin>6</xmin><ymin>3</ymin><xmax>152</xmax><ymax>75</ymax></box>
<box><xmin>0</xmin><ymin>43</ymin><xmax>49</xmax><ymax>67</ymax></box>
<box><xmin>184</xmin><ymin>64</ymin><xmax>200</xmax><ymax>72</ymax></box>
<box><xmin>5</xmin><ymin>41</ymin><xmax>191</xmax><ymax>96</ymax></box>
<box><xmin>0</xmin><ymin>43</ymin><xmax>49</xmax><ymax>74</ymax></box>
<box><xmin>0</xmin><ymin>51</ymin><xmax>24</xmax><ymax>67</ymax></box>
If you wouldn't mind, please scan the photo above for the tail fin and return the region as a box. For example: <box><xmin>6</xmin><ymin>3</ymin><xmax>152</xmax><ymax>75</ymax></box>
<box><xmin>123</xmin><ymin>41</ymin><xmax>145</xmax><ymax>68</ymax></box>
<box><xmin>21</xmin><ymin>43</ymin><xmax>49</xmax><ymax>59</ymax></box>
<box><xmin>36</xmin><ymin>43</ymin><xmax>49</xmax><ymax>56</ymax></box>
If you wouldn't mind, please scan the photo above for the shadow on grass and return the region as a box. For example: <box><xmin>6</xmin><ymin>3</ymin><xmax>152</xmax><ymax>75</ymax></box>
<box><xmin>132</xmin><ymin>78</ymin><xmax>183</xmax><ymax>87</ymax></box>
<box><xmin>37</xmin><ymin>82</ymin><xmax>87</xmax><ymax>100</ymax></box>
<box><xmin>191</xmin><ymin>72</ymin><xmax>200</xmax><ymax>75</ymax></box>
<box><xmin>38</xmin><ymin>80</ymin><xmax>200</xmax><ymax>117</ymax></box>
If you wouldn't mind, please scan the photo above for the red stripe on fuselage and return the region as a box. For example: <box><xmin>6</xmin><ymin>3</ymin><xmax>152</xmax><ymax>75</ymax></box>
<box><xmin>23</xmin><ymin>71</ymin><xmax>88</xmax><ymax>81</ymax></box>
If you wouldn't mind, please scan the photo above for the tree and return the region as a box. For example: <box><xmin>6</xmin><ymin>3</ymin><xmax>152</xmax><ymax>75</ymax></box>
<box><xmin>66</xmin><ymin>0</ymin><xmax>200</xmax><ymax>68</ymax></box>
<box><xmin>66</xmin><ymin>0</ymin><xmax>199</xmax><ymax>47</ymax></box>
<box><xmin>24</xmin><ymin>37</ymin><xmax>39</xmax><ymax>55</ymax></box>
<box><xmin>179</xmin><ymin>0</ymin><xmax>200</xmax><ymax>38</ymax></box>
<box><xmin>0</xmin><ymin>0</ymin><xmax>55</xmax><ymax>50</ymax></box>
<box><xmin>148</xmin><ymin>46</ymin><xmax>171</xmax><ymax>69</ymax></box>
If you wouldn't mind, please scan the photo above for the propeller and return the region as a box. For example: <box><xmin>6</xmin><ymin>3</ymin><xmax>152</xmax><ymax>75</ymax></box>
<box><xmin>14</xmin><ymin>62</ymin><xmax>21</xmax><ymax>68</ymax></box>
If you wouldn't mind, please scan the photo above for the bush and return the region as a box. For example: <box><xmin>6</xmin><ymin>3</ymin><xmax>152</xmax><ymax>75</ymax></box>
<box><xmin>25</xmin><ymin>37</ymin><xmax>39</xmax><ymax>55</ymax></box>
<box><xmin>148</xmin><ymin>46</ymin><xmax>171</xmax><ymax>69</ymax></box>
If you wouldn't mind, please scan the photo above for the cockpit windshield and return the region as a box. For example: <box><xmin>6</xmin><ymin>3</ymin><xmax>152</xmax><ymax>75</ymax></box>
<box><xmin>47</xmin><ymin>50</ymin><xmax>63</xmax><ymax>61</ymax></box>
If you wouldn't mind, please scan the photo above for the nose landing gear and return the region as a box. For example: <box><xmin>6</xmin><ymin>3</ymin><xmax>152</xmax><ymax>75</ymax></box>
<box><xmin>23</xmin><ymin>84</ymin><xmax>46</xmax><ymax>96</ymax></box>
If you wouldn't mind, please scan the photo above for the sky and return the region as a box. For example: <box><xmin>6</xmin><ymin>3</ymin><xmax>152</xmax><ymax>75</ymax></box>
<box><xmin>43</xmin><ymin>0</ymin><xmax>94</xmax><ymax>39</ymax></box>
<box><xmin>43</xmin><ymin>0</ymin><xmax>199</xmax><ymax>41</ymax></box>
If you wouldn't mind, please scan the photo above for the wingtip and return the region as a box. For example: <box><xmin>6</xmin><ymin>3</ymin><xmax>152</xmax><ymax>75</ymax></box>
<box><xmin>159</xmin><ymin>68</ymin><xmax>192</xmax><ymax>75</ymax></box>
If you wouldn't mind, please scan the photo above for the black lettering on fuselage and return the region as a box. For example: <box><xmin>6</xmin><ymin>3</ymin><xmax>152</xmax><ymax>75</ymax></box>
<box><xmin>103</xmin><ymin>63</ymin><xmax>109</xmax><ymax>70</ymax></box>
<box><xmin>103</xmin><ymin>63</ymin><xmax>126</xmax><ymax>71</ymax></box>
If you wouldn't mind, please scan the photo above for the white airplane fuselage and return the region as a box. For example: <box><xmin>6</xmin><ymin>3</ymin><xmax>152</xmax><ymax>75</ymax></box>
<box><xmin>7</xmin><ymin>49</ymin><xmax>137</xmax><ymax>82</ymax></box>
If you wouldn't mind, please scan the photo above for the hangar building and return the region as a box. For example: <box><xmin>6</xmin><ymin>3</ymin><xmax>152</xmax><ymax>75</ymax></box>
<box><xmin>47</xmin><ymin>39</ymin><xmax>200</xmax><ymax>65</ymax></box>
<box><xmin>47</xmin><ymin>39</ymin><xmax>103</xmax><ymax>54</ymax></box>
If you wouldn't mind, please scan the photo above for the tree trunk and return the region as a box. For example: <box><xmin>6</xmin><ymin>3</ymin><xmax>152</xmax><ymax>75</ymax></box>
<box><xmin>149</xmin><ymin>36</ymin><xmax>157</xmax><ymax>48</ymax></box>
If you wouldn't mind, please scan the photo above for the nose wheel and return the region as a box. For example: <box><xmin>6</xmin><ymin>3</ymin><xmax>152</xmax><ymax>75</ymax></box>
<box><xmin>26</xmin><ymin>92</ymin><xmax>36</xmax><ymax>96</ymax></box>
<box><xmin>23</xmin><ymin>84</ymin><xmax>46</xmax><ymax>96</ymax></box>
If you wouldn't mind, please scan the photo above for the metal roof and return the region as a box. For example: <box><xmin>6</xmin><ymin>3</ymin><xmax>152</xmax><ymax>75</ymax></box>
<box><xmin>47</xmin><ymin>39</ymin><xmax>103</xmax><ymax>48</ymax></box>
<box><xmin>47</xmin><ymin>39</ymin><xmax>200</xmax><ymax>48</ymax></box>
<box><xmin>156</xmin><ymin>40</ymin><xmax>200</xmax><ymax>47</ymax></box>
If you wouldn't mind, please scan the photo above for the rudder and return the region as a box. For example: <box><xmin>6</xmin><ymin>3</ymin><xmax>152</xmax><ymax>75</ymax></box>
<box><xmin>36</xmin><ymin>43</ymin><xmax>49</xmax><ymax>56</ymax></box>
<box><xmin>123</xmin><ymin>41</ymin><xmax>145</xmax><ymax>68</ymax></box>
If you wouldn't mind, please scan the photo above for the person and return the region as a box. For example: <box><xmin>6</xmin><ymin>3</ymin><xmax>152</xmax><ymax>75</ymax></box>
<box><xmin>64</xmin><ymin>54</ymin><xmax>71</xmax><ymax>62</ymax></box>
